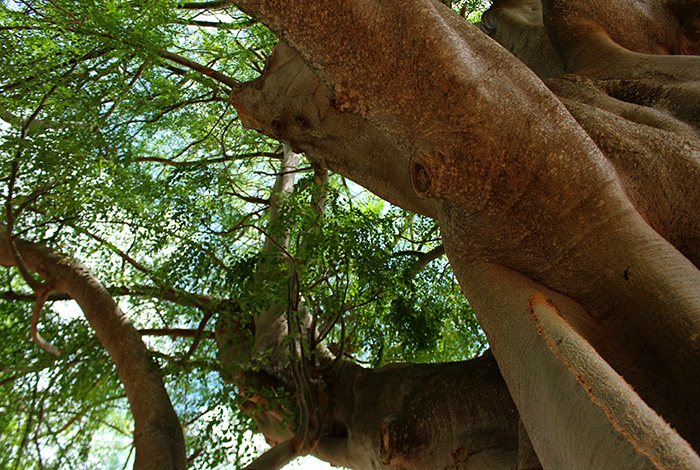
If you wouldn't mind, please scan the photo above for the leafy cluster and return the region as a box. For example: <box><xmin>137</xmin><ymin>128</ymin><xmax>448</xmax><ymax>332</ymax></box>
<box><xmin>269</xmin><ymin>177</ymin><xmax>486</xmax><ymax>366</ymax></box>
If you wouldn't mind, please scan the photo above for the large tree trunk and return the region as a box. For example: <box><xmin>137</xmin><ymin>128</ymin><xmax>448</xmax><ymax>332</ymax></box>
<box><xmin>230</xmin><ymin>0</ymin><xmax>700</xmax><ymax>467</ymax></box>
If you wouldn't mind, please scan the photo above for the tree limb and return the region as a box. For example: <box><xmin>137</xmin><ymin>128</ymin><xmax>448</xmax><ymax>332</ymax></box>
<box><xmin>0</xmin><ymin>229</ymin><xmax>187</xmax><ymax>469</ymax></box>
<box><xmin>528</xmin><ymin>293</ymin><xmax>700</xmax><ymax>468</ymax></box>
<box><xmin>243</xmin><ymin>439</ymin><xmax>298</xmax><ymax>470</ymax></box>
<box><xmin>134</xmin><ymin>150</ymin><xmax>283</xmax><ymax>168</ymax></box>
<box><xmin>30</xmin><ymin>287</ymin><xmax>61</xmax><ymax>356</ymax></box>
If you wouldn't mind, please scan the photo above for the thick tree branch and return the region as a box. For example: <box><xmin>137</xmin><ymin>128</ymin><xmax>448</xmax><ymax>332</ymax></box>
<box><xmin>243</xmin><ymin>439</ymin><xmax>297</xmax><ymax>470</ymax></box>
<box><xmin>231</xmin><ymin>0</ymin><xmax>700</xmax><ymax>458</ymax></box>
<box><xmin>528</xmin><ymin>293</ymin><xmax>700</xmax><ymax>468</ymax></box>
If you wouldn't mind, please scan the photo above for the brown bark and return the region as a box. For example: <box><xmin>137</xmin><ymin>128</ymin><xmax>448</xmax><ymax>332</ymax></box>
<box><xmin>318</xmin><ymin>352</ymin><xmax>520</xmax><ymax>470</ymax></box>
<box><xmin>0</xmin><ymin>231</ymin><xmax>187</xmax><ymax>470</ymax></box>
<box><xmin>229</xmin><ymin>43</ymin><xmax>436</xmax><ymax>219</ymax></box>
<box><xmin>229</xmin><ymin>0</ymin><xmax>700</xmax><ymax>467</ymax></box>
<box><xmin>230</xmin><ymin>349</ymin><xmax>523</xmax><ymax>470</ymax></box>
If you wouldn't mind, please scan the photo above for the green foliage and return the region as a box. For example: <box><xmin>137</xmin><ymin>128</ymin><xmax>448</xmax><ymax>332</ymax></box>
<box><xmin>267</xmin><ymin>176</ymin><xmax>487</xmax><ymax>366</ymax></box>
<box><xmin>0</xmin><ymin>0</ymin><xmax>488</xmax><ymax>468</ymax></box>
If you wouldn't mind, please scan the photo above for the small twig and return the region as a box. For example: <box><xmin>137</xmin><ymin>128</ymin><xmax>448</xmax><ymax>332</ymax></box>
<box><xmin>139</xmin><ymin>328</ymin><xmax>215</xmax><ymax>339</ymax></box>
<box><xmin>182</xmin><ymin>310</ymin><xmax>215</xmax><ymax>360</ymax></box>
<box><xmin>204</xmin><ymin>206</ymin><xmax>268</xmax><ymax>236</ymax></box>
<box><xmin>184</xmin><ymin>20</ymin><xmax>237</xmax><ymax>29</ymax></box>
<box><xmin>30</xmin><ymin>287</ymin><xmax>61</xmax><ymax>356</ymax></box>
<box><xmin>224</xmin><ymin>189</ymin><xmax>270</xmax><ymax>205</ymax></box>
<box><xmin>102</xmin><ymin>60</ymin><xmax>149</xmax><ymax>121</ymax></box>
<box><xmin>45</xmin><ymin>0</ymin><xmax>79</xmax><ymax>22</ymax></box>
<box><xmin>238</xmin><ymin>224</ymin><xmax>295</xmax><ymax>261</ymax></box>
<box><xmin>22</xmin><ymin>83</ymin><xmax>60</xmax><ymax>136</ymax></box>
<box><xmin>13</xmin><ymin>180</ymin><xmax>62</xmax><ymax>219</ymax></box>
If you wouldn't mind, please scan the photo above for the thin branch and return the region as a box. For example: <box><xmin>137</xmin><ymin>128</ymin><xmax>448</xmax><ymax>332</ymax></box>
<box><xmin>1</xmin><ymin>285</ymin><xmax>212</xmax><ymax>306</ymax></box>
<box><xmin>134</xmin><ymin>151</ymin><xmax>283</xmax><ymax>168</ymax></box>
<box><xmin>238</xmin><ymin>224</ymin><xmax>295</xmax><ymax>261</ymax></box>
<box><xmin>45</xmin><ymin>0</ymin><xmax>79</xmax><ymax>22</ymax></box>
<box><xmin>113</xmin><ymin>94</ymin><xmax>220</xmax><ymax>127</ymax></box>
<box><xmin>13</xmin><ymin>180</ymin><xmax>62</xmax><ymax>219</ymax></box>
<box><xmin>5</xmin><ymin>174</ymin><xmax>61</xmax><ymax>355</ymax></box>
<box><xmin>392</xmin><ymin>245</ymin><xmax>446</xmax><ymax>270</ymax></box>
<box><xmin>224</xmin><ymin>189</ymin><xmax>270</xmax><ymax>205</ymax></box>
<box><xmin>253</xmin><ymin>166</ymin><xmax>313</xmax><ymax>177</ymax></box>
<box><xmin>184</xmin><ymin>19</ymin><xmax>237</xmax><ymax>28</ymax></box>
<box><xmin>0</xmin><ymin>47</ymin><xmax>110</xmax><ymax>93</ymax></box>
<box><xmin>0</xmin><ymin>374</ymin><xmax>21</xmax><ymax>387</ymax></box>
<box><xmin>179</xmin><ymin>0</ymin><xmax>237</xmax><ymax>9</ymax></box>
<box><xmin>44</xmin><ymin>223</ymin><xmax>218</xmax><ymax>316</ymax></box>
<box><xmin>139</xmin><ymin>328</ymin><xmax>215</xmax><ymax>339</ymax></box>
<box><xmin>30</xmin><ymin>288</ymin><xmax>61</xmax><ymax>356</ymax></box>
<box><xmin>204</xmin><ymin>206</ymin><xmax>268</xmax><ymax>236</ymax></box>
<box><xmin>182</xmin><ymin>309</ymin><xmax>215</xmax><ymax>360</ymax></box>
<box><xmin>102</xmin><ymin>60</ymin><xmax>149</xmax><ymax>121</ymax></box>
<box><xmin>170</xmin><ymin>101</ymin><xmax>231</xmax><ymax>160</ymax></box>
<box><xmin>160</xmin><ymin>50</ymin><xmax>239</xmax><ymax>89</ymax></box>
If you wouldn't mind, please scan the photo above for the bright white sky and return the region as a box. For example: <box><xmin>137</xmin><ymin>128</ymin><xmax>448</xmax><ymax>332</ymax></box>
<box><xmin>287</xmin><ymin>455</ymin><xmax>338</xmax><ymax>469</ymax></box>
<box><xmin>249</xmin><ymin>432</ymin><xmax>340</xmax><ymax>470</ymax></box>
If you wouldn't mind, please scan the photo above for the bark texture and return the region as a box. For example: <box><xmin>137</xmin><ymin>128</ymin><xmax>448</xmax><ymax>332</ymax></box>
<box><xmin>229</xmin><ymin>0</ymin><xmax>700</xmax><ymax>467</ymax></box>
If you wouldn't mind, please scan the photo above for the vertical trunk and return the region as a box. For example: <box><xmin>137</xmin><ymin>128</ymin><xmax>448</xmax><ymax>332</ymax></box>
<box><xmin>253</xmin><ymin>145</ymin><xmax>302</xmax><ymax>362</ymax></box>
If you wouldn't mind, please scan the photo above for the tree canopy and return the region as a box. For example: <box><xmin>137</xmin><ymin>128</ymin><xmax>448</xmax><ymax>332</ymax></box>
<box><xmin>0</xmin><ymin>1</ymin><xmax>488</xmax><ymax>468</ymax></box>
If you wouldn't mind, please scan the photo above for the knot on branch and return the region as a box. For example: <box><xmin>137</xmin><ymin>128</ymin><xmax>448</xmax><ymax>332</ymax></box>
<box><xmin>410</xmin><ymin>154</ymin><xmax>444</xmax><ymax>199</ymax></box>
<box><xmin>230</xmin><ymin>96</ymin><xmax>263</xmax><ymax>132</ymax></box>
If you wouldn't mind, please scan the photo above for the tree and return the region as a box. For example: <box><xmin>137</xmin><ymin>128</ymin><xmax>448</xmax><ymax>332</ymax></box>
<box><xmin>1</xmin><ymin>0</ymin><xmax>699</xmax><ymax>469</ymax></box>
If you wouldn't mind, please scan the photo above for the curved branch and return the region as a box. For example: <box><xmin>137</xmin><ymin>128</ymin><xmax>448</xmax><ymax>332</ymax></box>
<box><xmin>0</xmin><ymin>229</ymin><xmax>187</xmax><ymax>470</ymax></box>
<box><xmin>30</xmin><ymin>287</ymin><xmax>60</xmax><ymax>356</ymax></box>
<box><xmin>243</xmin><ymin>439</ymin><xmax>298</xmax><ymax>470</ymax></box>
